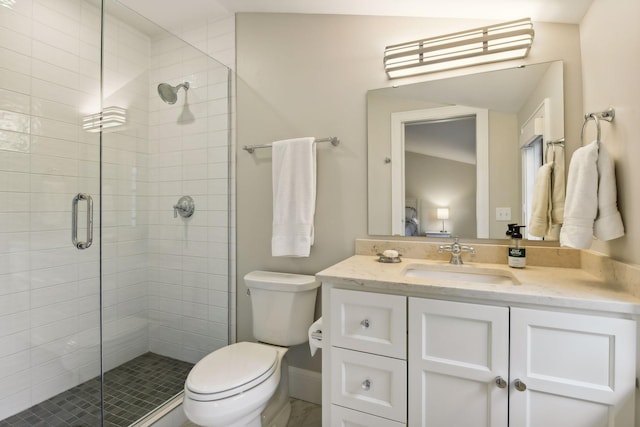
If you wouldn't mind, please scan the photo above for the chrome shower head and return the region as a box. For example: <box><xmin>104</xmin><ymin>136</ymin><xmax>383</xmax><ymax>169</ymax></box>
<box><xmin>157</xmin><ymin>82</ymin><xmax>190</xmax><ymax>104</ymax></box>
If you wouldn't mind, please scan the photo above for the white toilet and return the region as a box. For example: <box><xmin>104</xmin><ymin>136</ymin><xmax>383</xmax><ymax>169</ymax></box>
<box><xmin>183</xmin><ymin>271</ymin><xmax>320</xmax><ymax>427</ymax></box>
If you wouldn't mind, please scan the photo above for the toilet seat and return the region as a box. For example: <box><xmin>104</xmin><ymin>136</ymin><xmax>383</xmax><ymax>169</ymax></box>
<box><xmin>185</xmin><ymin>342</ymin><xmax>278</xmax><ymax>401</ymax></box>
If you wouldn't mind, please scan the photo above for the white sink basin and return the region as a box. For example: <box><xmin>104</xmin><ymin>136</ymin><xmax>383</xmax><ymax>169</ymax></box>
<box><xmin>403</xmin><ymin>264</ymin><xmax>519</xmax><ymax>285</ymax></box>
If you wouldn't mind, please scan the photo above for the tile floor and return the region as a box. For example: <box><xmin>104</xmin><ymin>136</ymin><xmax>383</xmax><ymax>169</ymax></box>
<box><xmin>0</xmin><ymin>353</ymin><xmax>193</xmax><ymax>427</ymax></box>
<box><xmin>0</xmin><ymin>353</ymin><xmax>322</xmax><ymax>427</ymax></box>
<box><xmin>286</xmin><ymin>399</ymin><xmax>322</xmax><ymax>427</ymax></box>
<box><xmin>181</xmin><ymin>398</ymin><xmax>322</xmax><ymax>427</ymax></box>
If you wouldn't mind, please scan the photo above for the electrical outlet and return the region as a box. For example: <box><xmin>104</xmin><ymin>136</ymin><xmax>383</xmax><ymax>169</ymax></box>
<box><xmin>496</xmin><ymin>207</ymin><xmax>512</xmax><ymax>221</ymax></box>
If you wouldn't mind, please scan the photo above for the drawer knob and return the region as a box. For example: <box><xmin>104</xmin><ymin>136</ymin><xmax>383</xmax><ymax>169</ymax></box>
<box><xmin>361</xmin><ymin>379</ymin><xmax>371</xmax><ymax>391</ymax></box>
<box><xmin>494</xmin><ymin>376</ymin><xmax>507</xmax><ymax>389</ymax></box>
<box><xmin>514</xmin><ymin>379</ymin><xmax>527</xmax><ymax>392</ymax></box>
<box><xmin>360</xmin><ymin>319</ymin><xmax>370</xmax><ymax>329</ymax></box>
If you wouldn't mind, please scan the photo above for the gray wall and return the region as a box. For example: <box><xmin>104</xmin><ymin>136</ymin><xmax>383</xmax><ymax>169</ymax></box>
<box><xmin>580</xmin><ymin>0</ymin><xmax>640</xmax><ymax>264</ymax></box>
<box><xmin>236</xmin><ymin>13</ymin><xmax>583</xmax><ymax>371</ymax></box>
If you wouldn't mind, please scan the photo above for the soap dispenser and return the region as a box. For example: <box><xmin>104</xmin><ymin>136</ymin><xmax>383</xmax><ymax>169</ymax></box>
<box><xmin>506</xmin><ymin>224</ymin><xmax>526</xmax><ymax>268</ymax></box>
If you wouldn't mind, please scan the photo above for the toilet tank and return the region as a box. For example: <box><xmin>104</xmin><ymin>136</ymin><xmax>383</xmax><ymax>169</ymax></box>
<box><xmin>245</xmin><ymin>271</ymin><xmax>320</xmax><ymax>346</ymax></box>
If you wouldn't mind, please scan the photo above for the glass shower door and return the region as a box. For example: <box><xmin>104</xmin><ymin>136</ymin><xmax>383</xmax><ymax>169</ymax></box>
<box><xmin>0</xmin><ymin>0</ymin><xmax>103</xmax><ymax>424</ymax></box>
<box><xmin>99</xmin><ymin>1</ymin><xmax>231</xmax><ymax>425</ymax></box>
<box><xmin>1</xmin><ymin>0</ymin><xmax>231</xmax><ymax>424</ymax></box>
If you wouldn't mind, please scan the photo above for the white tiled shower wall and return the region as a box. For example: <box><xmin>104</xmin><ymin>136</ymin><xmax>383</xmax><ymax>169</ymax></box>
<box><xmin>0</xmin><ymin>0</ymin><xmax>231</xmax><ymax>420</ymax></box>
<box><xmin>101</xmin><ymin>7</ymin><xmax>153</xmax><ymax>372</ymax></box>
<box><xmin>144</xmin><ymin>30</ymin><xmax>230</xmax><ymax>364</ymax></box>
<box><xmin>170</xmin><ymin>13</ymin><xmax>237</xmax><ymax>345</ymax></box>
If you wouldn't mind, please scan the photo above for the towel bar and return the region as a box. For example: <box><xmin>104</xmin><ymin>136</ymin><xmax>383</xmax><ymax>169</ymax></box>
<box><xmin>243</xmin><ymin>136</ymin><xmax>339</xmax><ymax>153</ymax></box>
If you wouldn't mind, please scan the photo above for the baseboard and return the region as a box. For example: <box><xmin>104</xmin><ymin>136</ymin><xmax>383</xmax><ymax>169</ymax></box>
<box><xmin>288</xmin><ymin>366</ymin><xmax>322</xmax><ymax>405</ymax></box>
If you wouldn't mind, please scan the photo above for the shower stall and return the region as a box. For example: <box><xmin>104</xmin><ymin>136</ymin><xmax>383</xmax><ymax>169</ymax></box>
<box><xmin>0</xmin><ymin>0</ymin><xmax>231</xmax><ymax>425</ymax></box>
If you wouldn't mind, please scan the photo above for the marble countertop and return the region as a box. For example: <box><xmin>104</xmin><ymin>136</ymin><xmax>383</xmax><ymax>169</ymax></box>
<box><xmin>316</xmin><ymin>255</ymin><xmax>640</xmax><ymax>315</ymax></box>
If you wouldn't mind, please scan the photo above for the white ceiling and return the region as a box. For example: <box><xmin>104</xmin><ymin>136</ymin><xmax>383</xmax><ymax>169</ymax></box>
<box><xmin>119</xmin><ymin>0</ymin><xmax>594</xmax><ymax>32</ymax></box>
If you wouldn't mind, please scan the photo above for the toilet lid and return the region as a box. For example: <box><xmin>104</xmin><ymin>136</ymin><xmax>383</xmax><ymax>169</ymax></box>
<box><xmin>186</xmin><ymin>342</ymin><xmax>278</xmax><ymax>398</ymax></box>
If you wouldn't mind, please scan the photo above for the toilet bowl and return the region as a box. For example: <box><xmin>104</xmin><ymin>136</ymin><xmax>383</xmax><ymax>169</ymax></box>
<box><xmin>183</xmin><ymin>271</ymin><xmax>320</xmax><ymax>427</ymax></box>
<box><xmin>184</xmin><ymin>342</ymin><xmax>287</xmax><ymax>427</ymax></box>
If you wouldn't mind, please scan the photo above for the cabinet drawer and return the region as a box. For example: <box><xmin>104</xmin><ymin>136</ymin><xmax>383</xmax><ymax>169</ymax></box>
<box><xmin>330</xmin><ymin>288</ymin><xmax>406</xmax><ymax>358</ymax></box>
<box><xmin>331</xmin><ymin>405</ymin><xmax>406</xmax><ymax>427</ymax></box>
<box><xmin>331</xmin><ymin>347</ymin><xmax>407</xmax><ymax>422</ymax></box>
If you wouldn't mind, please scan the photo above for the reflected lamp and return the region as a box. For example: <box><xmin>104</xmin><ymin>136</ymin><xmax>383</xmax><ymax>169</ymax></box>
<box><xmin>83</xmin><ymin>106</ymin><xmax>127</xmax><ymax>132</ymax></box>
<box><xmin>437</xmin><ymin>208</ymin><xmax>450</xmax><ymax>232</ymax></box>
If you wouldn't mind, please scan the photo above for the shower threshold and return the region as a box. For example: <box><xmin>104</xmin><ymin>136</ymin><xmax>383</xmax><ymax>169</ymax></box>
<box><xmin>0</xmin><ymin>353</ymin><xmax>193</xmax><ymax>427</ymax></box>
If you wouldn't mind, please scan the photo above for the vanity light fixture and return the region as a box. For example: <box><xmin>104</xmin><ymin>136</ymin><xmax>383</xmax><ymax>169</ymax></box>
<box><xmin>83</xmin><ymin>106</ymin><xmax>127</xmax><ymax>132</ymax></box>
<box><xmin>437</xmin><ymin>208</ymin><xmax>450</xmax><ymax>232</ymax></box>
<box><xmin>384</xmin><ymin>18</ymin><xmax>534</xmax><ymax>79</ymax></box>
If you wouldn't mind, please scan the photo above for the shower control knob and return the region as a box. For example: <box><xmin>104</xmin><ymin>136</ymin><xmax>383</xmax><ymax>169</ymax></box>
<box><xmin>173</xmin><ymin>195</ymin><xmax>195</xmax><ymax>218</ymax></box>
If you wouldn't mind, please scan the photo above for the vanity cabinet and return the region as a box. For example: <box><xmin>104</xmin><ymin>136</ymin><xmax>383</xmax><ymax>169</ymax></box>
<box><xmin>324</xmin><ymin>287</ymin><xmax>637</xmax><ymax>427</ymax></box>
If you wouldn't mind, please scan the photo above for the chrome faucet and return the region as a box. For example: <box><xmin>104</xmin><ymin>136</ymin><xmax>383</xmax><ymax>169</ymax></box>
<box><xmin>438</xmin><ymin>237</ymin><xmax>475</xmax><ymax>265</ymax></box>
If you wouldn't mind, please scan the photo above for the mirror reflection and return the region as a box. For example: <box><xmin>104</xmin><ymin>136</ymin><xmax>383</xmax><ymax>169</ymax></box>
<box><xmin>367</xmin><ymin>61</ymin><xmax>565</xmax><ymax>239</ymax></box>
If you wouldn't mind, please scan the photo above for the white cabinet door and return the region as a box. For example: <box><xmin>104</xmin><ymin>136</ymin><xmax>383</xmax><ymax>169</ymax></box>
<box><xmin>408</xmin><ymin>298</ymin><xmax>509</xmax><ymax>427</ymax></box>
<box><xmin>509</xmin><ymin>307</ymin><xmax>636</xmax><ymax>427</ymax></box>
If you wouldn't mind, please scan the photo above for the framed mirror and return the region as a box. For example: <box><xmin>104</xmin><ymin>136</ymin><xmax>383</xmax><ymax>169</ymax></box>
<box><xmin>367</xmin><ymin>61</ymin><xmax>564</xmax><ymax>239</ymax></box>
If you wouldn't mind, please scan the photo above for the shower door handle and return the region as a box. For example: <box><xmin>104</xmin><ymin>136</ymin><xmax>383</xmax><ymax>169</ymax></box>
<box><xmin>72</xmin><ymin>193</ymin><xmax>94</xmax><ymax>249</ymax></box>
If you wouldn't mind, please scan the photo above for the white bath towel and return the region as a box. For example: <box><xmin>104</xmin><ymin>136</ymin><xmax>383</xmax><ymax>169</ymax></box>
<box><xmin>594</xmin><ymin>142</ymin><xmax>624</xmax><ymax>240</ymax></box>
<box><xmin>528</xmin><ymin>162</ymin><xmax>553</xmax><ymax>238</ymax></box>
<box><xmin>271</xmin><ymin>137</ymin><xmax>316</xmax><ymax>257</ymax></box>
<box><xmin>560</xmin><ymin>141</ymin><xmax>599</xmax><ymax>249</ymax></box>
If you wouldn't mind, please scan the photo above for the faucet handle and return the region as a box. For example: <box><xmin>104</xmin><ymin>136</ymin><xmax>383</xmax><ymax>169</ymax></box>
<box><xmin>173</xmin><ymin>195</ymin><xmax>195</xmax><ymax>219</ymax></box>
<box><xmin>439</xmin><ymin>236</ymin><xmax>459</xmax><ymax>253</ymax></box>
<box><xmin>462</xmin><ymin>244</ymin><xmax>476</xmax><ymax>254</ymax></box>
<box><xmin>440</xmin><ymin>237</ymin><xmax>475</xmax><ymax>264</ymax></box>
<box><xmin>438</xmin><ymin>244</ymin><xmax>451</xmax><ymax>253</ymax></box>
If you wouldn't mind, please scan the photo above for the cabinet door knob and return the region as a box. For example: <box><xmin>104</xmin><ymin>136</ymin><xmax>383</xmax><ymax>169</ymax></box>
<box><xmin>494</xmin><ymin>376</ymin><xmax>507</xmax><ymax>389</ymax></box>
<box><xmin>360</xmin><ymin>319</ymin><xmax>370</xmax><ymax>329</ymax></box>
<box><xmin>361</xmin><ymin>379</ymin><xmax>371</xmax><ymax>391</ymax></box>
<box><xmin>514</xmin><ymin>379</ymin><xmax>527</xmax><ymax>392</ymax></box>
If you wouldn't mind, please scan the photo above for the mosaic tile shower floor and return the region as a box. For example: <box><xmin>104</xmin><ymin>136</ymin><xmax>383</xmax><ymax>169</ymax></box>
<box><xmin>0</xmin><ymin>353</ymin><xmax>193</xmax><ymax>427</ymax></box>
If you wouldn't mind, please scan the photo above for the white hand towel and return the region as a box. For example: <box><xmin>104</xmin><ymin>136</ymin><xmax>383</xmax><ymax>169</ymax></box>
<box><xmin>271</xmin><ymin>137</ymin><xmax>316</xmax><ymax>257</ymax></box>
<box><xmin>560</xmin><ymin>141</ymin><xmax>599</xmax><ymax>249</ymax></box>
<box><xmin>594</xmin><ymin>142</ymin><xmax>624</xmax><ymax>240</ymax></box>
<box><xmin>528</xmin><ymin>162</ymin><xmax>553</xmax><ymax>238</ymax></box>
